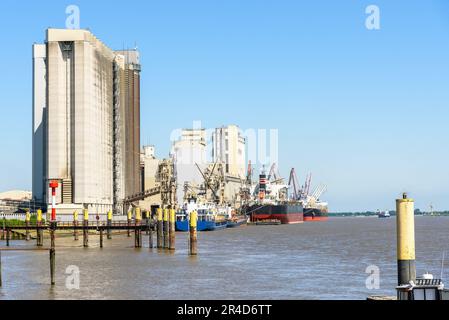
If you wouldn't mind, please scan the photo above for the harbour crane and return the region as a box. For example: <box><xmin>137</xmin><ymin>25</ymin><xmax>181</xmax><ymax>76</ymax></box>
<box><xmin>246</xmin><ymin>160</ymin><xmax>253</xmax><ymax>185</ymax></box>
<box><xmin>304</xmin><ymin>173</ymin><xmax>312</xmax><ymax>198</ymax></box>
<box><xmin>288</xmin><ymin>168</ymin><xmax>301</xmax><ymax>200</ymax></box>
<box><xmin>311</xmin><ymin>184</ymin><xmax>327</xmax><ymax>200</ymax></box>
<box><xmin>267</xmin><ymin>163</ymin><xmax>285</xmax><ymax>185</ymax></box>
<box><xmin>195</xmin><ymin>162</ymin><xmax>225</xmax><ymax>205</ymax></box>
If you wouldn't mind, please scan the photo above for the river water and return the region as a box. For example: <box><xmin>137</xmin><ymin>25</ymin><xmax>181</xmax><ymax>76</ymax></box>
<box><xmin>0</xmin><ymin>216</ymin><xmax>448</xmax><ymax>300</ymax></box>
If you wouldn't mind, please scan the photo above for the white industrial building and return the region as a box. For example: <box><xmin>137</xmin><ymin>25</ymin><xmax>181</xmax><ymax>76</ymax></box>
<box><xmin>32</xmin><ymin>29</ymin><xmax>141</xmax><ymax>216</ymax></box>
<box><xmin>171</xmin><ymin>125</ymin><xmax>247</xmax><ymax>206</ymax></box>
<box><xmin>139</xmin><ymin>145</ymin><xmax>161</xmax><ymax>209</ymax></box>
<box><xmin>212</xmin><ymin>125</ymin><xmax>246</xmax><ymax>178</ymax></box>
<box><xmin>171</xmin><ymin>129</ymin><xmax>208</xmax><ymax>204</ymax></box>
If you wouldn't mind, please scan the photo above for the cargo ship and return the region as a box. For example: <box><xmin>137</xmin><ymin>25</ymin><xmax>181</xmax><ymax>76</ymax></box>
<box><xmin>247</xmin><ymin>203</ymin><xmax>304</xmax><ymax>224</ymax></box>
<box><xmin>303</xmin><ymin>206</ymin><xmax>328</xmax><ymax>222</ymax></box>
<box><xmin>244</xmin><ymin>169</ymin><xmax>304</xmax><ymax>225</ymax></box>
<box><xmin>287</xmin><ymin>168</ymin><xmax>329</xmax><ymax>222</ymax></box>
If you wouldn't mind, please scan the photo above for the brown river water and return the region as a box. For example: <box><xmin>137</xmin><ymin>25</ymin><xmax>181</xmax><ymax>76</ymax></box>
<box><xmin>0</xmin><ymin>216</ymin><xmax>448</xmax><ymax>300</ymax></box>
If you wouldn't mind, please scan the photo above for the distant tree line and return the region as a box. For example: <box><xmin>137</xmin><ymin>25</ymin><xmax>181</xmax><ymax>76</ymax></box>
<box><xmin>329</xmin><ymin>209</ymin><xmax>449</xmax><ymax>217</ymax></box>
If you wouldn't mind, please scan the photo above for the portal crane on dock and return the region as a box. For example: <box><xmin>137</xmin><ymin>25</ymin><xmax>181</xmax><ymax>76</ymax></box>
<box><xmin>288</xmin><ymin>168</ymin><xmax>301</xmax><ymax>200</ymax></box>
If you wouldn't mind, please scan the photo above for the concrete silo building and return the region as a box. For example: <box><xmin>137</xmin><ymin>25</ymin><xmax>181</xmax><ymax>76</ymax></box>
<box><xmin>171</xmin><ymin>129</ymin><xmax>208</xmax><ymax>204</ymax></box>
<box><xmin>32</xmin><ymin>29</ymin><xmax>141</xmax><ymax>216</ymax></box>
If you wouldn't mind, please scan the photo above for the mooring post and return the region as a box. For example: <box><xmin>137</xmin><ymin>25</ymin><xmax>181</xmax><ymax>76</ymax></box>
<box><xmin>145</xmin><ymin>210</ymin><xmax>150</xmax><ymax>235</ymax></box>
<box><xmin>0</xmin><ymin>250</ymin><xmax>2</xmax><ymax>287</ymax></box>
<box><xmin>73</xmin><ymin>211</ymin><xmax>79</xmax><ymax>241</ymax></box>
<box><xmin>36</xmin><ymin>209</ymin><xmax>43</xmax><ymax>247</ymax></box>
<box><xmin>169</xmin><ymin>208</ymin><xmax>176</xmax><ymax>251</ymax></box>
<box><xmin>149</xmin><ymin>218</ymin><xmax>154</xmax><ymax>249</ymax></box>
<box><xmin>135</xmin><ymin>208</ymin><xmax>142</xmax><ymax>248</ymax></box>
<box><xmin>127</xmin><ymin>211</ymin><xmax>132</xmax><ymax>238</ymax></box>
<box><xmin>163</xmin><ymin>208</ymin><xmax>169</xmax><ymax>249</ymax></box>
<box><xmin>189</xmin><ymin>210</ymin><xmax>198</xmax><ymax>256</ymax></box>
<box><xmin>49</xmin><ymin>220</ymin><xmax>56</xmax><ymax>286</ymax></box>
<box><xmin>100</xmin><ymin>227</ymin><xmax>104</xmax><ymax>248</ymax></box>
<box><xmin>1</xmin><ymin>218</ymin><xmax>5</xmax><ymax>241</ymax></box>
<box><xmin>396</xmin><ymin>193</ymin><xmax>416</xmax><ymax>286</ymax></box>
<box><xmin>157</xmin><ymin>208</ymin><xmax>163</xmax><ymax>249</ymax></box>
<box><xmin>83</xmin><ymin>209</ymin><xmax>89</xmax><ymax>248</ymax></box>
<box><xmin>49</xmin><ymin>248</ymin><xmax>55</xmax><ymax>286</ymax></box>
<box><xmin>25</xmin><ymin>211</ymin><xmax>31</xmax><ymax>241</ymax></box>
<box><xmin>107</xmin><ymin>210</ymin><xmax>112</xmax><ymax>240</ymax></box>
<box><xmin>6</xmin><ymin>228</ymin><xmax>10</xmax><ymax>247</ymax></box>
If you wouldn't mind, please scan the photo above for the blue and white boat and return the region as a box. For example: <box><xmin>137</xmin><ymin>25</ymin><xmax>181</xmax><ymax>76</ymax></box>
<box><xmin>175</xmin><ymin>199</ymin><xmax>228</xmax><ymax>232</ymax></box>
<box><xmin>226</xmin><ymin>217</ymin><xmax>248</xmax><ymax>228</ymax></box>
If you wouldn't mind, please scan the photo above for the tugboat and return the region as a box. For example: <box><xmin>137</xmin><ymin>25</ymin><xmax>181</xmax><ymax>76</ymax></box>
<box><xmin>378</xmin><ymin>210</ymin><xmax>391</xmax><ymax>218</ymax></box>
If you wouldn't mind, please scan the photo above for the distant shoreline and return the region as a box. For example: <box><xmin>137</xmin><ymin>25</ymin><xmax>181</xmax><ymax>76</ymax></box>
<box><xmin>329</xmin><ymin>213</ymin><xmax>449</xmax><ymax>217</ymax></box>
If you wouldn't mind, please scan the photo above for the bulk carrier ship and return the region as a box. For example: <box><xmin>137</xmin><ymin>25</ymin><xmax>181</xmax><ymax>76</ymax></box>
<box><xmin>288</xmin><ymin>169</ymin><xmax>329</xmax><ymax>222</ymax></box>
<box><xmin>241</xmin><ymin>164</ymin><xmax>328</xmax><ymax>224</ymax></box>
<box><xmin>303</xmin><ymin>204</ymin><xmax>329</xmax><ymax>221</ymax></box>
<box><xmin>244</xmin><ymin>168</ymin><xmax>304</xmax><ymax>224</ymax></box>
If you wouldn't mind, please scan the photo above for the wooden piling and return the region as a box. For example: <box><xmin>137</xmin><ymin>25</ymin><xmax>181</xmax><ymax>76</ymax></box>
<box><xmin>50</xmin><ymin>248</ymin><xmax>55</xmax><ymax>286</ymax></box>
<box><xmin>135</xmin><ymin>208</ymin><xmax>142</xmax><ymax>248</ymax></box>
<box><xmin>145</xmin><ymin>210</ymin><xmax>150</xmax><ymax>235</ymax></box>
<box><xmin>25</xmin><ymin>211</ymin><xmax>31</xmax><ymax>241</ymax></box>
<box><xmin>0</xmin><ymin>250</ymin><xmax>2</xmax><ymax>287</ymax></box>
<box><xmin>107</xmin><ymin>211</ymin><xmax>112</xmax><ymax>240</ymax></box>
<box><xmin>169</xmin><ymin>208</ymin><xmax>176</xmax><ymax>251</ymax></box>
<box><xmin>50</xmin><ymin>221</ymin><xmax>56</xmax><ymax>250</ymax></box>
<box><xmin>189</xmin><ymin>211</ymin><xmax>198</xmax><ymax>256</ymax></box>
<box><xmin>149</xmin><ymin>221</ymin><xmax>153</xmax><ymax>249</ymax></box>
<box><xmin>100</xmin><ymin>228</ymin><xmax>104</xmax><ymax>248</ymax></box>
<box><xmin>83</xmin><ymin>209</ymin><xmax>89</xmax><ymax>248</ymax></box>
<box><xmin>6</xmin><ymin>228</ymin><xmax>9</xmax><ymax>247</ymax></box>
<box><xmin>50</xmin><ymin>221</ymin><xmax>56</xmax><ymax>286</ymax></box>
<box><xmin>37</xmin><ymin>209</ymin><xmax>43</xmax><ymax>247</ymax></box>
<box><xmin>157</xmin><ymin>208</ymin><xmax>163</xmax><ymax>249</ymax></box>
<box><xmin>73</xmin><ymin>211</ymin><xmax>79</xmax><ymax>241</ymax></box>
<box><xmin>127</xmin><ymin>211</ymin><xmax>132</xmax><ymax>237</ymax></box>
<box><xmin>163</xmin><ymin>208</ymin><xmax>169</xmax><ymax>249</ymax></box>
<box><xmin>1</xmin><ymin>218</ymin><xmax>4</xmax><ymax>240</ymax></box>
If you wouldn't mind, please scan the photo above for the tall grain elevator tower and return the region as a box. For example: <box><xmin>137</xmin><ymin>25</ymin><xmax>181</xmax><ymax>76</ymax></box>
<box><xmin>32</xmin><ymin>29</ymin><xmax>141</xmax><ymax>216</ymax></box>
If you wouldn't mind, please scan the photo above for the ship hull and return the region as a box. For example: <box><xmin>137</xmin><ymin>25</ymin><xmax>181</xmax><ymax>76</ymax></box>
<box><xmin>176</xmin><ymin>220</ymin><xmax>227</xmax><ymax>232</ymax></box>
<box><xmin>303</xmin><ymin>208</ymin><xmax>328</xmax><ymax>222</ymax></box>
<box><xmin>226</xmin><ymin>218</ymin><xmax>247</xmax><ymax>228</ymax></box>
<box><xmin>247</xmin><ymin>204</ymin><xmax>304</xmax><ymax>225</ymax></box>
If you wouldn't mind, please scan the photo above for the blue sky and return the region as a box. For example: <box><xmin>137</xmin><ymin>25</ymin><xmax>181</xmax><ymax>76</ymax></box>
<box><xmin>0</xmin><ymin>0</ymin><xmax>448</xmax><ymax>211</ymax></box>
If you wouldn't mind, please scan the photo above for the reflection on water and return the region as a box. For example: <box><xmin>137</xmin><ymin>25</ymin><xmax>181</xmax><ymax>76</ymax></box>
<box><xmin>0</xmin><ymin>216</ymin><xmax>448</xmax><ymax>300</ymax></box>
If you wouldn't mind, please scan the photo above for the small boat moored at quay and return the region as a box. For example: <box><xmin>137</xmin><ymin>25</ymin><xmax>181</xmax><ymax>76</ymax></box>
<box><xmin>175</xmin><ymin>198</ymin><xmax>229</xmax><ymax>232</ymax></box>
<box><xmin>226</xmin><ymin>216</ymin><xmax>248</xmax><ymax>228</ymax></box>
